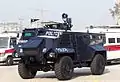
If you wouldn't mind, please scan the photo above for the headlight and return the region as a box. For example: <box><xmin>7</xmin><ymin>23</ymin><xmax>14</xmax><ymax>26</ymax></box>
<box><xmin>20</xmin><ymin>49</ymin><xmax>23</xmax><ymax>53</ymax></box>
<box><xmin>0</xmin><ymin>53</ymin><xmax>5</xmax><ymax>57</ymax></box>
<box><xmin>15</xmin><ymin>53</ymin><xmax>18</xmax><ymax>57</ymax></box>
<box><xmin>18</xmin><ymin>45</ymin><xmax>22</xmax><ymax>47</ymax></box>
<box><xmin>42</xmin><ymin>48</ymin><xmax>47</xmax><ymax>53</ymax></box>
<box><xmin>49</xmin><ymin>52</ymin><xmax>56</xmax><ymax>58</ymax></box>
<box><xmin>18</xmin><ymin>40</ymin><xmax>28</xmax><ymax>43</ymax></box>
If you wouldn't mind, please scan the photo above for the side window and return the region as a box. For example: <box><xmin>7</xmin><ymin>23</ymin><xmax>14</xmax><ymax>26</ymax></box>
<box><xmin>108</xmin><ymin>38</ymin><xmax>115</xmax><ymax>43</ymax></box>
<box><xmin>10</xmin><ymin>38</ymin><xmax>17</xmax><ymax>47</ymax></box>
<box><xmin>102</xmin><ymin>36</ymin><xmax>106</xmax><ymax>44</ymax></box>
<box><xmin>90</xmin><ymin>35</ymin><xmax>92</xmax><ymax>39</ymax></box>
<box><xmin>90</xmin><ymin>34</ymin><xmax>105</xmax><ymax>45</ymax></box>
<box><xmin>117</xmin><ymin>38</ymin><xmax>120</xmax><ymax>43</ymax></box>
<box><xmin>93</xmin><ymin>35</ymin><xmax>96</xmax><ymax>39</ymax></box>
<box><xmin>38</xmin><ymin>30</ymin><xmax>45</xmax><ymax>35</ymax></box>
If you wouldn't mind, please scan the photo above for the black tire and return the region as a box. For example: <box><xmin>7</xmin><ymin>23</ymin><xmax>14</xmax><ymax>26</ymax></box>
<box><xmin>6</xmin><ymin>57</ymin><xmax>13</xmax><ymax>66</ymax></box>
<box><xmin>55</xmin><ymin>56</ymin><xmax>73</xmax><ymax>80</ymax></box>
<box><xmin>18</xmin><ymin>62</ymin><xmax>37</xmax><ymax>79</ymax></box>
<box><xmin>90</xmin><ymin>54</ymin><xmax>105</xmax><ymax>75</ymax></box>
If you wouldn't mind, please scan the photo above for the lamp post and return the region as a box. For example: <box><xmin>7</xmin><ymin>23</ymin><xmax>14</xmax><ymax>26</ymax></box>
<box><xmin>18</xmin><ymin>18</ymin><xmax>24</xmax><ymax>32</ymax></box>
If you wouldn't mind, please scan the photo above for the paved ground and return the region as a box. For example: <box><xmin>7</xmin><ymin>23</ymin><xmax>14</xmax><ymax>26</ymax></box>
<box><xmin>0</xmin><ymin>63</ymin><xmax>120</xmax><ymax>82</ymax></box>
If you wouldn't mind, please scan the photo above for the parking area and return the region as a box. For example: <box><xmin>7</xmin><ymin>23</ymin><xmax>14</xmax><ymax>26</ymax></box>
<box><xmin>0</xmin><ymin>63</ymin><xmax>120</xmax><ymax>82</ymax></box>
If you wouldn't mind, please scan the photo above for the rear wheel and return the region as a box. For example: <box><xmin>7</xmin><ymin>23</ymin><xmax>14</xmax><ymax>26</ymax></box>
<box><xmin>18</xmin><ymin>62</ymin><xmax>37</xmax><ymax>79</ymax></box>
<box><xmin>6</xmin><ymin>57</ymin><xmax>13</xmax><ymax>66</ymax></box>
<box><xmin>90</xmin><ymin>54</ymin><xmax>106</xmax><ymax>75</ymax></box>
<box><xmin>55</xmin><ymin>56</ymin><xmax>73</xmax><ymax>80</ymax></box>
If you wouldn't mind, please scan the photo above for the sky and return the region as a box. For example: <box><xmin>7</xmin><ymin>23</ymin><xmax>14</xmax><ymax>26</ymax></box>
<box><xmin>0</xmin><ymin>0</ymin><xmax>116</xmax><ymax>30</ymax></box>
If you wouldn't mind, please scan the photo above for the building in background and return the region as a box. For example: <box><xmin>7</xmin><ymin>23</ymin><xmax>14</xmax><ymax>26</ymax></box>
<box><xmin>0</xmin><ymin>22</ymin><xmax>23</xmax><ymax>33</ymax></box>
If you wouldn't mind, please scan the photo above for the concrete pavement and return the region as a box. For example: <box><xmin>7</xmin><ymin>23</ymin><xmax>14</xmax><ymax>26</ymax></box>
<box><xmin>0</xmin><ymin>63</ymin><xmax>120</xmax><ymax>82</ymax></box>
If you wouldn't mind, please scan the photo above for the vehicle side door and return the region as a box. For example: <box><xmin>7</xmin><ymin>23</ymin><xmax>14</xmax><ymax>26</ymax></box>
<box><xmin>76</xmin><ymin>34</ymin><xmax>91</xmax><ymax>61</ymax></box>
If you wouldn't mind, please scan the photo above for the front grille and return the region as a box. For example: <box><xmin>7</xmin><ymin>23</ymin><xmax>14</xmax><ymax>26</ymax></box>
<box><xmin>23</xmin><ymin>48</ymin><xmax>40</xmax><ymax>55</ymax></box>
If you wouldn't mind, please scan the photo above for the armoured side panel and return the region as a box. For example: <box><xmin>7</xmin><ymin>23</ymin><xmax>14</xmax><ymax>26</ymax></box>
<box><xmin>75</xmin><ymin>33</ymin><xmax>92</xmax><ymax>61</ymax></box>
<box><xmin>58</xmin><ymin>32</ymin><xmax>72</xmax><ymax>48</ymax></box>
<box><xmin>21</xmin><ymin>37</ymin><xmax>44</xmax><ymax>55</ymax></box>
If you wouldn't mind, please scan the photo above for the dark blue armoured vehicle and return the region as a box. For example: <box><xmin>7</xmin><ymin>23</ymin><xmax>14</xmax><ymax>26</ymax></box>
<box><xmin>16</xmin><ymin>13</ymin><xmax>106</xmax><ymax>80</ymax></box>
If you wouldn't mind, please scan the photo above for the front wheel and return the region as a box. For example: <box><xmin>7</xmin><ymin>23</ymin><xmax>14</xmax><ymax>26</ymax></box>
<box><xmin>18</xmin><ymin>62</ymin><xmax>37</xmax><ymax>79</ymax></box>
<box><xmin>6</xmin><ymin>57</ymin><xmax>13</xmax><ymax>66</ymax></box>
<box><xmin>54</xmin><ymin>56</ymin><xmax>74</xmax><ymax>80</ymax></box>
<box><xmin>90</xmin><ymin>54</ymin><xmax>106</xmax><ymax>75</ymax></box>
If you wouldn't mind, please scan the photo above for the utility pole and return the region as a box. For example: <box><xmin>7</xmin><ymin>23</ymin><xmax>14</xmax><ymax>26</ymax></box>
<box><xmin>40</xmin><ymin>8</ymin><xmax>45</xmax><ymax>22</ymax></box>
<box><xmin>18</xmin><ymin>18</ymin><xmax>24</xmax><ymax>32</ymax></box>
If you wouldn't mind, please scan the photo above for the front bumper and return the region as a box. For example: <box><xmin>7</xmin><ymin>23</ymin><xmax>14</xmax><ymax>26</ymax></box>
<box><xmin>0</xmin><ymin>56</ymin><xmax>7</xmax><ymax>63</ymax></box>
<box><xmin>0</xmin><ymin>55</ymin><xmax>21</xmax><ymax>63</ymax></box>
<box><xmin>13</xmin><ymin>58</ymin><xmax>21</xmax><ymax>61</ymax></box>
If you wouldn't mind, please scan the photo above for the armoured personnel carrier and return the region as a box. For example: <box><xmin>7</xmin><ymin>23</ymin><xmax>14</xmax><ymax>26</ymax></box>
<box><xmin>16</xmin><ymin>13</ymin><xmax>106</xmax><ymax>80</ymax></box>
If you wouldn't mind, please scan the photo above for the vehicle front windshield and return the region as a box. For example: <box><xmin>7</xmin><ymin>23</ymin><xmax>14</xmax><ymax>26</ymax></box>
<box><xmin>0</xmin><ymin>37</ymin><xmax>9</xmax><ymax>48</ymax></box>
<box><xmin>21</xmin><ymin>32</ymin><xmax>35</xmax><ymax>40</ymax></box>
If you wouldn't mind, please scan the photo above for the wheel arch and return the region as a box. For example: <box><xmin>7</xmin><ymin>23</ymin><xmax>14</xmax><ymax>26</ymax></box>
<box><xmin>57</xmin><ymin>53</ymin><xmax>75</xmax><ymax>61</ymax></box>
<box><xmin>91</xmin><ymin>50</ymin><xmax>107</xmax><ymax>64</ymax></box>
<box><xmin>94</xmin><ymin>51</ymin><xmax>107</xmax><ymax>59</ymax></box>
